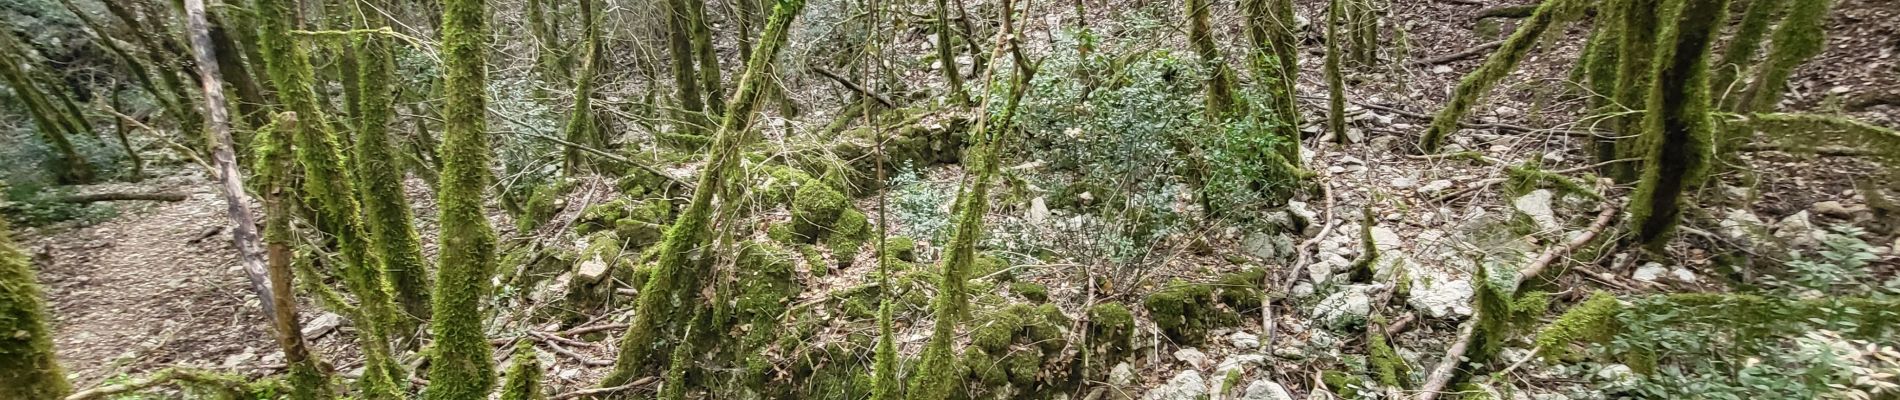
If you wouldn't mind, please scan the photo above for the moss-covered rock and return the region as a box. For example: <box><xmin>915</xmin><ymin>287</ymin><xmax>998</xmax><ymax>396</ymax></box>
<box><xmin>792</xmin><ymin>182</ymin><xmax>848</xmax><ymax>242</ymax></box>
<box><xmin>1010</xmin><ymin>281</ymin><xmax>1049</xmax><ymax>302</ymax></box>
<box><xmin>515</xmin><ymin>179</ymin><xmax>573</xmax><ymax>232</ymax></box>
<box><xmin>825</xmin><ymin>209</ymin><xmax>870</xmax><ymax>269</ymax></box>
<box><xmin>884</xmin><ymin>236</ymin><xmax>917</xmax><ymax>262</ymax></box>
<box><xmin>1320</xmin><ymin>370</ymin><xmax>1363</xmax><ymax>398</ymax></box>
<box><xmin>971</xmin><ymin>254</ymin><xmax>1011</xmax><ymax>282</ymax></box>
<box><xmin>1144</xmin><ymin>279</ymin><xmax>1237</xmax><ymax>343</ymax></box>
<box><xmin>1215</xmin><ymin>267</ymin><xmax>1267</xmax><ymax>310</ymax></box>
<box><xmin>1089</xmin><ymin>302</ymin><xmax>1136</xmax><ymax>356</ymax></box>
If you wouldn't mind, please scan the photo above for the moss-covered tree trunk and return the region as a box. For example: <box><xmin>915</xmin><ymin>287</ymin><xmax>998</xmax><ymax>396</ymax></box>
<box><xmin>0</xmin><ymin>34</ymin><xmax>95</xmax><ymax>184</ymax></box>
<box><xmin>354</xmin><ymin>8</ymin><xmax>433</xmax><ymax>335</ymax></box>
<box><xmin>208</xmin><ymin>10</ymin><xmax>273</xmax><ymax>131</ymax></box>
<box><xmin>1325</xmin><ymin>0</ymin><xmax>1349</xmax><ymax>144</ymax></box>
<box><xmin>254</xmin><ymin>0</ymin><xmax>408</xmax><ymax>396</ymax></box>
<box><xmin>1253</xmin><ymin>0</ymin><xmax>1304</xmax><ymax>155</ymax></box>
<box><xmin>1737</xmin><ymin>0</ymin><xmax>1830</xmax><ymax>113</ymax></box>
<box><xmin>1630</xmin><ymin>0</ymin><xmax>1730</xmax><ymax>250</ymax></box>
<box><xmin>665</xmin><ymin>0</ymin><xmax>711</xmax><ymax>139</ymax></box>
<box><xmin>423</xmin><ymin>0</ymin><xmax>501</xmax><ymax>396</ymax></box>
<box><xmin>933</xmin><ymin>0</ymin><xmax>972</xmax><ymax>106</ymax></box>
<box><xmin>527</xmin><ymin>0</ymin><xmax>569</xmax><ymax>87</ymax></box>
<box><xmin>686</xmin><ymin>0</ymin><xmax>724</xmax><ymax>116</ymax></box>
<box><xmin>1582</xmin><ymin>0</ymin><xmax>1623</xmax><ymax>167</ymax></box>
<box><xmin>1608</xmin><ymin>0</ymin><xmax>1664</xmax><ymax>181</ymax></box>
<box><xmin>0</xmin><ymin>219</ymin><xmax>71</xmax><ymax>400</ymax></box>
<box><xmin>601</xmin><ymin>0</ymin><xmax>808</xmax><ymax>387</ymax></box>
<box><xmin>1417</xmin><ymin>0</ymin><xmax>1576</xmax><ymax>153</ymax></box>
<box><xmin>563</xmin><ymin>0</ymin><xmax>605</xmax><ymax>174</ymax></box>
<box><xmin>498</xmin><ymin>341</ymin><xmax>545</xmax><ymax>400</ymax></box>
<box><xmin>101</xmin><ymin>0</ymin><xmax>205</xmax><ymax>151</ymax></box>
<box><xmin>1711</xmin><ymin>0</ymin><xmax>1786</xmax><ymax>109</ymax></box>
<box><xmin>1188</xmin><ymin>0</ymin><xmax>1237</xmax><ymax>118</ymax></box>
<box><xmin>257</xmin><ymin>114</ymin><xmax>338</xmax><ymax>400</ymax></box>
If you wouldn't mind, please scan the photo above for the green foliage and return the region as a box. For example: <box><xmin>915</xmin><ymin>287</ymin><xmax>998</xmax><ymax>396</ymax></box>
<box><xmin>0</xmin><ymin>219</ymin><xmax>70</xmax><ymax>399</ymax></box>
<box><xmin>1597</xmin><ymin>294</ymin><xmax>1899</xmax><ymax>397</ymax></box>
<box><xmin>1775</xmin><ymin>226</ymin><xmax>1882</xmax><ymax>294</ymax></box>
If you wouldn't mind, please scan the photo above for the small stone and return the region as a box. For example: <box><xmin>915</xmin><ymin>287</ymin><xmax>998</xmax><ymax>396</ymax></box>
<box><xmin>1027</xmin><ymin>196</ymin><xmax>1051</xmax><ymax>225</ymax></box>
<box><xmin>1597</xmin><ymin>364</ymin><xmax>1639</xmax><ymax>389</ymax></box>
<box><xmin>1407</xmin><ymin>267</ymin><xmax>1474</xmax><ymax>319</ymax></box>
<box><xmin>1174</xmin><ymin>347</ymin><xmax>1208</xmax><ymax>368</ymax></box>
<box><xmin>1774</xmin><ymin>211</ymin><xmax>1821</xmax><ymax>247</ymax></box>
<box><xmin>1291</xmin><ymin>282</ymin><xmax>1316</xmax><ymax>298</ymax></box>
<box><xmin>1338</xmin><ymin>156</ymin><xmax>1367</xmax><ymax>165</ymax></box>
<box><xmin>1811</xmin><ymin>201</ymin><xmax>1853</xmax><ymax>218</ymax></box>
<box><xmin>1109</xmin><ymin>362</ymin><xmax>1137</xmax><ymax>386</ymax></box>
<box><xmin>1217</xmin><ymin>354</ymin><xmax>1267</xmax><ymax>376</ymax></box>
<box><xmin>1391</xmin><ymin>178</ymin><xmax>1418</xmax><ymax>189</ymax></box>
<box><xmin>1328</xmin><ymin>166</ymin><xmax>1346</xmax><ymax>173</ymax></box>
<box><xmin>1230</xmin><ymin>331</ymin><xmax>1261</xmax><ymax>349</ymax></box>
<box><xmin>1495</xmin><ymin>106</ymin><xmax>1521</xmax><ymax>117</ymax></box>
<box><xmin>1418</xmin><ymin>179</ymin><xmax>1455</xmax><ymax>195</ymax></box>
<box><xmin>577</xmin><ymin>258</ymin><xmax>611</xmax><ymax>282</ymax></box>
<box><xmin>1432</xmin><ymin>65</ymin><xmax>1454</xmax><ymax>74</ymax></box>
<box><xmin>1632</xmin><ymin>262</ymin><xmax>1668</xmax><ymax>283</ymax></box>
<box><xmin>1670</xmin><ymin>267</ymin><xmax>1698</xmax><ymax>283</ymax></box>
<box><xmin>1241</xmin><ymin>380</ymin><xmax>1295</xmax><ymax>400</ymax></box>
<box><xmin>302</xmin><ymin>313</ymin><xmax>345</xmax><ymax>339</ymax></box>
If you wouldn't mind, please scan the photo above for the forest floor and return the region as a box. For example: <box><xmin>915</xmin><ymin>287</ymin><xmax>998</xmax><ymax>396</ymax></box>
<box><xmin>14</xmin><ymin>0</ymin><xmax>1899</xmax><ymax>397</ymax></box>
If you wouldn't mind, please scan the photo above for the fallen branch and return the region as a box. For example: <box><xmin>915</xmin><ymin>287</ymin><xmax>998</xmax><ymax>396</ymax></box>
<box><xmin>518</xmin><ymin>131</ymin><xmax>694</xmax><ymax>190</ymax></box>
<box><xmin>1409</xmin><ymin>40</ymin><xmax>1503</xmax><ymax>67</ymax></box>
<box><xmin>1269</xmin><ymin>178</ymin><xmax>1337</xmax><ymax>352</ymax></box>
<box><xmin>56</xmin><ymin>192</ymin><xmax>190</xmax><ymax>203</ymax></box>
<box><xmin>1415</xmin><ymin>202</ymin><xmax>1619</xmax><ymax>400</ymax></box>
<box><xmin>812</xmin><ymin>67</ymin><xmax>898</xmax><ymax>109</ymax></box>
<box><xmin>1738</xmin><ymin>144</ymin><xmax>1879</xmax><ymax>157</ymax></box>
<box><xmin>66</xmin><ymin>368</ymin><xmax>275</xmax><ymax>400</ymax></box>
<box><xmin>553</xmin><ymin>376</ymin><xmax>657</xmax><ymax>400</ymax></box>
<box><xmin>1474</xmin><ymin>4</ymin><xmax>1538</xmax><ymax>19</ymax></box>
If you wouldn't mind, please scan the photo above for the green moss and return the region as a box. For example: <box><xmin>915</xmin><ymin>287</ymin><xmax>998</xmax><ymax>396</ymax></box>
<box><xmin>798</xmin><ymin>244</ymin><xmax>827</xmax><ymax>277</ymax></box>
<box><xmin>826</xmin><ymin>209</ymin><xmax>870</xmax><ymax>268</ymax></box>
<box><xmin>972</xmin><ymin>305</ymin><xmax>1029</xmax><ymax>353</ymax></box>
<box><xmin>1216</xmin><ymin>268</ymin><xmax>1267</xmax><ymax>310</ymax></box>
<box><xmin>1533</xmin><ymin>291</ymin><xmax>1622</xmax><ymax>359</ymax></box>
<box><xmin>517</xmin><ymin>181</ymin><xmax>572</xmax><ymax>232</ymax></box>
<box><xmin>498</xmin><ymin>341</ymin><xmax>545</xmax><ymax>400</ymax></box>
<box><xmin>971</xmin><ymin>254</ymin><xmax>1011</xmax><ymax>281</ymax></box>
<box><xmin>884</xmin><ymin>236</ymin><xmax>917</xmax><ymax>263</ymax></box>
<box><xmin>1001</xmin><ymin>347</ymin><xmax>1042</xmax><ymax>386</ymax></box>
<box><xmin>351</xmin><ymin>10</ymin><xmax>432</xmax><ymax>329</ymax></box>
<box><xmin>1010</xmin><ymin>282</ymin><xmax>1049</xmax><ymax>302</ymax></box>
<box><xmin>965</xmin><ymin>349</ymin><xmax>1008</xmax><ymax>387</ymax></box>
<box><xmin>1367</xmin><ymin>327</ymin><xmax>1409</xmax><ymax>388</ymax></box>
<box><xmin>1320</xmin><ymin>370</ymin><xmax>1362</xmax><ymax>398</ymax></box>
<box><xmin>0</xmin><ymin>220</ymin><xmax>70</xmax><ymax>399</ymax></box>
<box><xmin>1711</xmin><ymin>0</ymin><xmax>1787</xmax><ymax>107</ymax></box>
<box><xmin>1027</xmin><ymin>304</ymin><xmax>1070</xmax><ymax>353</ymax></box>
<box><xmin>768</xmin><ymin>222</ymin><xmax>798</xmax><ymax>244</ymax></box>
<box><xmin>792</xmin><ymin>182</ymin><xmax>848</xmax><ymax>242</ymax></box>
<box><xmin>1144</xmin><ymin>279</ymin><xmax>1234</xmax><ymax>343</ymax></box>
<box><xmin>422</xmin><ymin>0</ymin><xmax>501</xmax><ymax>395</ymax></box>
<box><xmin>1505</xmin><ymin>164</ymin><xmax>1604</xmax><ymax>200</ymax></box>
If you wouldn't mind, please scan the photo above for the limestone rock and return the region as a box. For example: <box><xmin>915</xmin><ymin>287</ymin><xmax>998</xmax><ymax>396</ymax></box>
<box><xmin>1513</xmin><ymin>190</ymin><xmax>1561</xmax><ymax>232</ymax></box>
<box><xmin>1229</xmin><ymin>331</ymin><xmax>1261</xmax><ymax>350</ymax></box>
<box><xmin>1241</xmin><ymin>380</ymin><xmax>1295</xmax><ymax>400</ymax></box>
<box><xmin>1174</xmin><ymin>347</ymin><xmax>1208</xmax><ymax>369</ymax></box>
<box><xmin>1109</xmin><ymin>362</ymin><xmax>1137</xmax><ymax>386</ymax></box>
<box><xmin>302</xmin><ymin>312</ymin><xmax>345</xmax><ymax>339</ymax></box>
<box><xmin>1632</xmin><ymin>262</ymin><xmax>1668</xmax><ymax>283</ymax></box>
<box><xmin>1313</xmin><ymin>285</ymin><xmax>1373</xmax><ymax>329</ymax></box>
<box><xmin>1406</xmin><ymin>267</ymin><xmax>1474</xmax><ymax>319</ymax></box>
<box><xmin>1146</xmin><ymin>370</ymin><xmax>1208</xmax><ymax>400</ymax></box>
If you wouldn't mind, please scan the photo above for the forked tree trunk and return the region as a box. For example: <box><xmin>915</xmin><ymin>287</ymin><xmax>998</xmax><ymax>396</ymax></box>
<box><xmin>1630</xmin><ymin>0</ymin><xmax>1730</xmax><ymax>250</ymax></box>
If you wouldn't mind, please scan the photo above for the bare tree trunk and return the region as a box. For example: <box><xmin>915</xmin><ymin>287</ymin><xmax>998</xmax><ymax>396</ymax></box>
<box><xmin>183</xmin><ymin>0</ymin><xmax>275</xmax><ymax>330</ymax></box>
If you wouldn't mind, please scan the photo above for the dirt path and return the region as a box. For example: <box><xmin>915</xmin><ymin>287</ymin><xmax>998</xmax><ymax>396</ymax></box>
<box><xmin>23</xmin><ymin>173</ymin><xmax>280</xmax><ymax>388</ymax></box>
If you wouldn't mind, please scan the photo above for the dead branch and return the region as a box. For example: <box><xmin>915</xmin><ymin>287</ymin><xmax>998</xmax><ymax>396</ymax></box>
<box><xmin>1409</xmin><ymin>40</ymin><xmax>1503</xmax><ymax>67</ymax></box>
<box><xmin>66</xmin><ymin>368</ymin><xmax>269</xmax><ymax>400</ymax></box>
<box><xmin>1269</xmin><ymin>178</ymin><xmax>1337</xmax><ymax>352</ymax></box>
<box><xmin>1415</xmin><ymin>203</ymin><xmax>1619</xmax><ymax>400</ymax></box>
<box><xmin>553</xmin><ymin>376</ymin><xmax>657</xmax><ymax>400</ymax></box>
<box><xmin>1474</xmin><ymin>4</ymin><xmax>1537</xmax><ymax>19</ymax></box>
<box><xmin>812</xmin><ymin>67</ymin><xmax>898</xmax><ymax>109</ymax></box>
<box><xmin>55</xmin><ymin>192</ymin><xmax>189</xmax><ymax>203</ymax></box>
